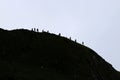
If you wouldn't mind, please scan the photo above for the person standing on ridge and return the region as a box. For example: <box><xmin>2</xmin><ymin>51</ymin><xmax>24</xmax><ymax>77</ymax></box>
<box><xmin>82</xmin><ymin>42</ymin><xmax>84</xmax><ymax>45</ymax></box>
<box><xmin>37</xmin><ymin>28</ymin><xmax>39</xmax><ymax>32</ymax></box>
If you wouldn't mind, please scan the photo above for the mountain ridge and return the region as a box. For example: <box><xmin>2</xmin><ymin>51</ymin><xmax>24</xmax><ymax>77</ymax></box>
<box><xmin>0</xmin><ymin>28</ymin><xmax>120</xmax><ymax>80</ymax></box>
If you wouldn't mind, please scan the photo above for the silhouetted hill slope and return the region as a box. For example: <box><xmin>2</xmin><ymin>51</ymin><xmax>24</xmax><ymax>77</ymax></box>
<box><xmin>0</xmin><ymin>28</ymin><xmax>120</xmax><ymax>80</ymax></box>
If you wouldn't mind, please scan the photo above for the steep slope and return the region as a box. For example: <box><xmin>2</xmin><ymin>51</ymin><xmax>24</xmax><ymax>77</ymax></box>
<box><xmin>0</xmin><ymin>28</ymin><xmax>119</xmax><ymax>80</ymax></box>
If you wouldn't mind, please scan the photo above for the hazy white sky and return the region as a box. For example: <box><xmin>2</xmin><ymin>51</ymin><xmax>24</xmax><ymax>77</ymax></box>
<box><xmin>0</xmin><ymin>0</ymin><xmax>120</xmax><ymax>70</ymax></box>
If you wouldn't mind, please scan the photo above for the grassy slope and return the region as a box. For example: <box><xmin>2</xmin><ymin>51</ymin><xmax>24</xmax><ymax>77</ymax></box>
<box><xmin>0</xmin><ymin>28</ymin><xmax>120</xmax><ymax>80</ymax></box>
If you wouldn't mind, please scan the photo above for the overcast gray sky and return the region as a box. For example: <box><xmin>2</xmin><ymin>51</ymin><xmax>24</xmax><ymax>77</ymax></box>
<box><xmin>0</xmin><ymin>0</ymin><xmax>120</xmax><ymax>70</ymax></box>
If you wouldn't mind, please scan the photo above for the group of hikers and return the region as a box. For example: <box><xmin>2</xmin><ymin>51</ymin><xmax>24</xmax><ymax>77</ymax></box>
<box><xmin>31</xmin><ymin>28</ymin><xmax>39</xmax><ymax>32</ymax></box>
<box><xmin>31</xmin><ymin>28</ymin><xmax>84</xmax><ymax>45</ymax></box>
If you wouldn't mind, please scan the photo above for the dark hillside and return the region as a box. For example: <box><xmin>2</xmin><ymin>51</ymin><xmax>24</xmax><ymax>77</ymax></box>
<box><xmin>0</xmin><ymin>28</ymin><xmax>120</xmax><ymax>80</ymax></box>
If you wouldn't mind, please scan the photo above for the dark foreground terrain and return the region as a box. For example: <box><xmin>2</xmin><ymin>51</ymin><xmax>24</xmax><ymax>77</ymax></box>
<box><xmin>0</xmin><ymin>28</ymin><xmax>120</xmax><ymax>80</ymax></box>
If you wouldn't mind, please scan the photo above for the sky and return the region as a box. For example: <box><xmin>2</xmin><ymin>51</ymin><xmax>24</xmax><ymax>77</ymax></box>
<box><xmin>0</xmin><ymin>0</ymin><xmax>120</xmax><ymax>70</ymax></box>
